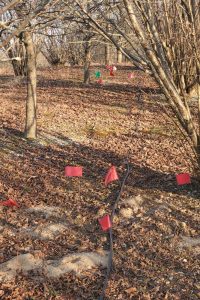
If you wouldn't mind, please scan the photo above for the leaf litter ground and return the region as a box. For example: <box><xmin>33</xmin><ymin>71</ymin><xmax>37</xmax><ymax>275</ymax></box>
<box><xmin>0</xmin><ymin>65</ymin><xmax>199</xmax><ymax>299</ymax></box>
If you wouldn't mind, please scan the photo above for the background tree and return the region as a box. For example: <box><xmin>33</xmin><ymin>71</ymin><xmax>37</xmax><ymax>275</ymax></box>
<box><xmin>0</xmin><ymin>0</ymin><xmax>60</xmax><ymax>139</ymax></box>
<box><xmin>6</xmin><ymin>38</ymin><xmax>27</xmax><ymax>76</ymax></box>
<box><xmin>41</xmin><ymin>26</ymin><xmax>70</xmax><ymax>65</ymax></box>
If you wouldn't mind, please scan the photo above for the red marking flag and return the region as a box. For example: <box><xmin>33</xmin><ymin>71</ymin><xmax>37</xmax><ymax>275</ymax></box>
<box><xmin>106</xmin><ymin>65</ymin><xmax>112</xmax><ymax>70</ymax></box>
<box><xmin>65</xmin><ymin>166</ymin><xmax>83</xmax><ymax>177</ymax></box>
<box><xmin>99</xmin><ymin>215</ymin><xmax>111</xmax><ymax>231</ymax></box>
<box><xmin>176</xmin><ymin>173</ymin><xmax>191</xmax><ymax>185</ymax></box>
<box><xmin>110</xmin><ymin>70</ymin><xmax>114</xmax><ymax>76</ymax></box>
<box><xmin>105</xmin><ymin>166</ymin><xmax>119</xmax><ymax>186</ymax></box>
<box><xmin>128</xmin><ymin>73</ymin><xmax>133</xmax><ymax>79</ymax></box>
<box><xmin>97</xmin><ymin>78</ymin><xmax>103</xmax><ymax>85</ymax></box>
<box><xmin>0</xmin><ymin>199</ymin><xmax>19</xmax><ymax>207</ymax></box>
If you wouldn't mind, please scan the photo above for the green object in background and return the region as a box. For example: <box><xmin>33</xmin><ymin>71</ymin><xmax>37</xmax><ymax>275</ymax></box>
<box><xmin>95</xmin><ymin>71</ymin><xmax>101</xmax><ymax>78</ymax></box>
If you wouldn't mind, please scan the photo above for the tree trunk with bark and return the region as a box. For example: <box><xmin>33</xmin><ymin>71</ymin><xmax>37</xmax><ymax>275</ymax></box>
<box><xmin>83</xmin><ymin>39</ymin><xmax>91</xmax><ymax>84</ymax></box>
<box><xmin>105</xmin><ymin>43</ymin><xmax>111</xmax><ymax>65</ymax></box>
<box><xmin>117</xmin><ymin>49</ymin><xmax>123</xmax><ymax>64</ymax></box>
<box><xmin>23</xmin><ymin>31</ymin><xmax>37</xmax><ymax>139</ymax></box>
<box><xmin>7</xmin><ymin>41</ymin><xmax>27</xmax><ymax>77</ymax></box>
<box><xmin>117</xmin><ymin>36</ymin><xmax>123</xmax><ymax>64</ymax></box>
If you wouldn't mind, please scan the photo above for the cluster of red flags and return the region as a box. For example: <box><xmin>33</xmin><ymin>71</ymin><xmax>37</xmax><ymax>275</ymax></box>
<box><xmin>0</xmin><ymin>199</ymin><xmax>19</xmax><ymax>208</ymax></box>
<box><xmin>106</xmin><ymin>65</ymin><xmax>117</xmax><ymax>77</ymax></box>
<box><xmin>64</xmin><ymin>166</ymin><xmax>192</xmax><ymax>231</ymax></box>
<box><xmin>65</xmin><ymin>165</ymin><xmax>119</xmax><ymax>232</ymax></box>
<box><xmin>0</xmin><ymin>167</ymin><xmax>191</xmax><ymax>231</ymax></box>
<box><xmin>64</xmin><ymin>165</ymin><xmax>191</xmax><ymax>186</ymax></box>
<box><xmin>65</xmin><ymin>165</ymin><xmax>119</xmax><ymax>185</ymax></box>
<box><xmin>95</xmin><ymin>65</ymin><xmax>117</xmax><ymax>84</ymax></box>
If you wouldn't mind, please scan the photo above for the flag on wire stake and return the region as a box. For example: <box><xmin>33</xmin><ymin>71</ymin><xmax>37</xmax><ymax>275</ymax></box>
<box><xmin>65</xmin><ymin>166</ymin><xmax>83</xmax><ymax>201</ymax></box>
<box><xmin>65</xmin><ymin>166</ymin><xmax>83</xmax><ymax>177</ymax></box>
<box><xmin>99</xmin><ymin>163</ymin><xmax>130</xmax><ymax>300</ymax></box>
<box><xmin>105</xmin><ymin>166</ymin><xmax>119</xmax><ymax>186</ymax></box>
<box><xmin>99</xmin><ymin>215</ymin><xmax>112</xmax><ymax>231</ymax></box>
<box><xmin>0</xmin><ymin>199</ymin><xmax>19</xmax><ymax>207</ymax></box>
<box><xmin>176</xmin><ymin>173</ymin><xmax>191</xmax><ymax>185</ymax></box>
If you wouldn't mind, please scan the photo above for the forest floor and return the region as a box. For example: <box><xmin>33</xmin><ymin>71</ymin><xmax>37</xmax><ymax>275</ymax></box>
<box><xmin>0</xmin><ymin>65</ymin><xmax>199</xmax><ymax>300</ymax></box>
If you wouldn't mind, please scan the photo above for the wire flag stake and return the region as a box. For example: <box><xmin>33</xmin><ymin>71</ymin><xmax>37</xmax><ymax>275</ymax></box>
<box><xmin>99</xmin><ymin>162</ymin><xmax>131</xmax><ymax>300</ymax></box>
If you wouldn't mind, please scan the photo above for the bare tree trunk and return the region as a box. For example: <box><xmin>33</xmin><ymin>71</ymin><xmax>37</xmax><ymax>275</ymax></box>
<box><xmin>7</xmin><ymin>39</ymin><xmax>27</xmax><ymax>77</ymax></box>
<box><xmin>23</xmin><ymin>31</ymin><xmax>37</xmax><ymax>139</ymax></box>
<box><xmin>117</xmin><ymin>49</ymin><xmax>123</xmax><ymax>64</ymax></box>
<box><xmin>123</xmin><ymin>0</ymin><xmax>198</xmax><ymax>149</ymax></box>
<box><xmin>117</xmin><ymin>36</ymin><xmax>122</xmax><ymax>64</ymax></box>
<box><xmin>11</xmin><ymin>58</ymin><xmax>26</xmax><ymax>76</ymax></box>
<box><xmin>83</xmin><ymin>39</ymin><xmax>91</xmax><ymax>84</ymax></box>
<box><xmin>83</xmin><ymin>4</ymin><xmax>92</xmax><ymax>84</ymax></box>
<box><xmin>105</xmin><ymin>43</ymin><xmax>111</xmax><ymax>65</ymax></box>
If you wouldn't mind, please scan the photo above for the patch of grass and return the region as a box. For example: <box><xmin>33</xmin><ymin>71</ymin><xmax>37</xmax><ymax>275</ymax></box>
<box><xmin>22</xmin><ymin>186</ymin><xmax>32</xmax><ymax>193</ymax></box>
<box><xmin>85</xmin><ymin>125</ymin><xmax>117</xmax><ymax>139</ymax></box>
<box><xmin>144</xmin><ymin>125</ymin><xmax>173</xmax><ymax>137</ymax></box>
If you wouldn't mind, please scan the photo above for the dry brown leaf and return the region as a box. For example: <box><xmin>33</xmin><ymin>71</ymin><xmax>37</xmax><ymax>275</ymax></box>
<box><xmin>125</xmin><ymin>287</ymin><xmax>137</xmax><ymax>295</ymax></box>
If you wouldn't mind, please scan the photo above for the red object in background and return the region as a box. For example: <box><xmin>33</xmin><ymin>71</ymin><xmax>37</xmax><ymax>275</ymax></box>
<box><xmin>0</xmin><ymin>199</ymin><xmax>19</xmax><ymax>207</ymax></box>
<box><xmin>97</xmin><ymin>78</ymin><xmax>103</xmax><ymax>84</ymax></box>
<box><xmin>99</xmin><ymin>215</ymin><xmax>112</xmax><ymax>231</ymax></box>
<box><xmin>106</xmin><ymin>65</ymin><xmax>113</xmax><ymax>71</ymax></box>
<box><xmin>105</xmin><ymin>166</ymin><xmax>119</xmax><ymax>186</ymax></box>
<box><xmin>176</xmin><ymin>173</ymin><xmax>191</xmax><ymax>185</ymax></box>
<box><xmin>65</xmin><ymin>166</ymin><xmax>83</xmax><ymax>177</ymax></box>
<box><xmin>128</xmin><ymin>73</ymin><xmax>133</xmax><ymax>79</ymax></box>
<box><xmin>110</xmin><ymin>70</ymin><xmax>114</xmax><ymax>76</ymax></box>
